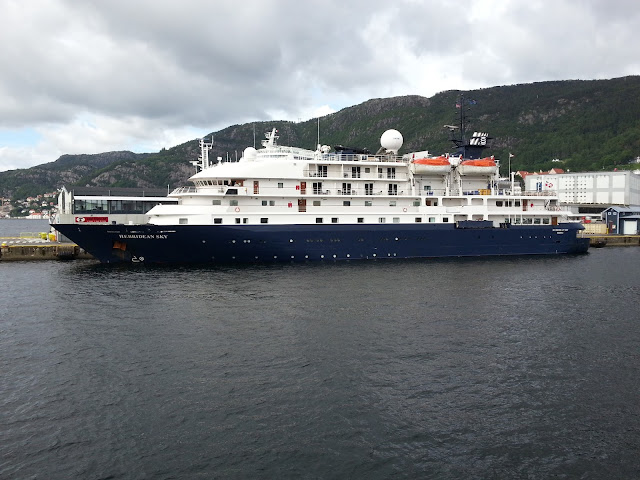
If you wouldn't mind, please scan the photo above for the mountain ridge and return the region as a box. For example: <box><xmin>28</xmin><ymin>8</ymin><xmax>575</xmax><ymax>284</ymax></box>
<box><xmin>2</xmin><ymin>76</ymin><xmax>639</xmax><ymax>199</ymax></box>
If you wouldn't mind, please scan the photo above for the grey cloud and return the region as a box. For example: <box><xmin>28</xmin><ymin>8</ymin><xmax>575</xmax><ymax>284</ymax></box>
<box><xmin>0</xmin><ymin>0</ymin><xmax>639</xmax><ymax>171</ymax></box>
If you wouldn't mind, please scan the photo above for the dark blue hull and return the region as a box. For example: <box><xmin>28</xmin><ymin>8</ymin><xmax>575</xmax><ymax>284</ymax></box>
<box><xmin>53</xmin><ymin>222</ymin><xmax>589</xmax><ymax>264</ymax></box>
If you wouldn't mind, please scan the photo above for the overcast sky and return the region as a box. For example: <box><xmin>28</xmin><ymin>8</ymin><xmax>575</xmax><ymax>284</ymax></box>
<box><xmin>0</xmin><ymin>0</ymin><xmax>638</xmax><ymax>172</ymax></box>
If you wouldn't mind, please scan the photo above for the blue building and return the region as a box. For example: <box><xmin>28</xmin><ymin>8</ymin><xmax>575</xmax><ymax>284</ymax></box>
<box><xmin>601</xmin><ymin>206</ymin><xmax>640</xmax><ymax>235</ymax></box>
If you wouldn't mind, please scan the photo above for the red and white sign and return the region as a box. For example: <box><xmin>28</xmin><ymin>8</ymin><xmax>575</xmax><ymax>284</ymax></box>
<box><xmin>75</xmin><ymin>216</ymin><xmax>109</xmax><ymax>223</ymax></box>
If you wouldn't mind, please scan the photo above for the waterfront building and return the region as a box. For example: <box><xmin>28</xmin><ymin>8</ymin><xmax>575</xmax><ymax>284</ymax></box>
<box><xmin>601</xmin><ymin>206</ymin><xmax>640</xmax><ymax>235</ymax></box>
<box><xmin>521</xmin><ymin>170</ymin><xmax>640</xmax><ymax>207</ymax></box>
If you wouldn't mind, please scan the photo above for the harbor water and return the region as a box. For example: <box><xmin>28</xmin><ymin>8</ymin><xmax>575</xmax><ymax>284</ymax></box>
<box><xmin>1</xmin><ymin>219</ymin><xmax>639</xmax><ymax>479</ymax></box>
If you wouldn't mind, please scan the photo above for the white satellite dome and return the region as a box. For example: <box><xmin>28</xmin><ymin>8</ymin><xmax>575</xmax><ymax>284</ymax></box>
<box><xmin>242</xmin><ymin>146</ymin><xmax>257</xmax><ymax>162</ymax></box>
<box><xmin>380</xmin><ymin>129</ymin><xmax>403</xmax><ymax>154</ymax></box>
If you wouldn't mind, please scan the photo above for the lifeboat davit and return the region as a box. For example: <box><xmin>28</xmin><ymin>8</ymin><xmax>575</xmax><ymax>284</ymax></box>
<box><xmin>411</xmin><ymin>156</ymin><xmax>452</xmax><ymax>175</ymax></box>
<box><xmin>457</xmin><ymin>157</ymin><xmax>498</xmax><ymax>175</ymax></box>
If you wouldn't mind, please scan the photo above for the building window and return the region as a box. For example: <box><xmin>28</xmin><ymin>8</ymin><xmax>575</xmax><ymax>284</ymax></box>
<box><xmin>179</xmin><ymin>218</ymin><xmax>188</xmax><ymax>224</ymax></box>
<box><xmin>212</xmin><ymin>200</ymin><xmax>222</xmax><ymax>205</ymax></box>
<box><xmin>429</xmin><ymin>217</ymin><xmax>436</xmax><ymax>223</ymax></box>
<box><xmin>214</xmin><ymin>218</ymin><xmax>222</xmax><ymax>224</ymax></box>
<box><xmin>243</xmin><ymin>218</ymin><xmax>248</xmax><ymax>224</ymax></box>
<box><xmin>278</xmin><ymin>182</ymin><xmax>284</xmax><ymax>188</ymax></box>
<box><xmin>393</xmin><ymin>217</ymin><xmax>400</xmax><ymax>223</ymax></box>
<box><xmin>365</xmin><ymin>200</ymin><xmax>372</xmax><ymax>207</ymax></box>
<box><xmin>269</xmin><ymin>200</ymin><xmax>275</xmax><ymax>206</ymax></box>
<box><xmin>443</xmin><ymin>217</ymin><xmax>449</xmax><ymax>223</ymax></box>
<box><xmin>261</xmin><ymin>200</ymin><xmax>268</xmax><ymax>206</ymax></box>
<box><xmin>343</xmin><ymin>201</ymin><xmax>350</xmax><ymax>206</ymax></box>
<box><xmin>357</xmin><ymin>217</ymin><xmax>364</xmax><ymax>223</ymax></box>
<box><xmin>260</xmin><ymin>218</ymin><xmax>268</xmax><ymax>223</ymax></box>
<box><xmin>413</xmin><ymin>200</ymin><xmax>420</xmax><ymax>206</ymax></box>
<box><xmin>230</xmin><ymin>200</ymin><xmax>238</xmax><ymax>206</ymax></box>
<box><xmin>313</xmin><ymin>182</ymin><xmax>323</xmax><ymax>194</ymax></box>
<box><xmin>415</xmin><ymin>217</ymin><xmax>422</xmax><ymax>222</ymax></box>
<box><xmin>313</xmin><ymin>200</ymin><xmax>321</xmax><ymax>206</ymax></box>
<box><xmin>316</xmin><ymin>218</ymin><xmax>323</xmax><ymax>223</ymax></box>
<box><xmin>379</xmin><ymin>217</ymin><xmax>386</xmax><ymax>223</ymax></box>
<box><xmin>389</xmin><ymin>201</ymin><xmax>396</xmax><ymax>207</ymax></box>
<box><xmin>235</xmin><ymin>218</ymin><xmax>241</xmax><ymax>224</ymax></box>
<box><xmin>331</xmin><ymin>217</ymin><xmax>338</xmax><ymax>223</ymax></box>
<box><xmin>365</xmin><ymin>183</ymin><xmax>373</xmax><ymax>195</ymax></box>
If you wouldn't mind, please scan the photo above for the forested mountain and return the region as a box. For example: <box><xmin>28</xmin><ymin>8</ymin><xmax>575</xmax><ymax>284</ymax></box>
<box><xmin>2</xmin><ymin>76</ymin><xmax>639</xmax><ymax>199</ymax></box>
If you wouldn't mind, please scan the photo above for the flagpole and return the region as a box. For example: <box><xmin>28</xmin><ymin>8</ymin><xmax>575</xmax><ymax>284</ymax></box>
<box><xmin>509</xmin><ymin>153</ymin><xmax>514</xmax><ymax>192</ymax></box>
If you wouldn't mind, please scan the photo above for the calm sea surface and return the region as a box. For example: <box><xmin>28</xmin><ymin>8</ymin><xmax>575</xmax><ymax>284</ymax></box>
<box><xmin>1</xmin><ymin>219</ymin><xmax>639</xmax><ymax>479</ymax></box>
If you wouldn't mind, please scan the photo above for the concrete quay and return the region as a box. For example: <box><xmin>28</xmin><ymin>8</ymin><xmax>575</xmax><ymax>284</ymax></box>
<box><xmin>579</xmin><ymin>234</ymin><xmax>640</xmax><ymax>247</ymax></box>
<box><xmin>0</xmin><ymin>238</ymin><xmax>93</xmax><ymax>261</ymax></box>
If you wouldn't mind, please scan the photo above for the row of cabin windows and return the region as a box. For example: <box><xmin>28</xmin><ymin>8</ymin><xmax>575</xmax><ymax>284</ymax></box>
<box><xmin>312</xmin><ymin>182</ymin><xmax>400</xmax><ymax>195</ymax></box>
<box><xmin>514</xmin><ymin>217</ymin><xmax>550</xmax><ymax>224</ymax></box>
<box><xmin>214</xmin><ymin>199</ymin><xmax>426</xmax><ymax>207</ymax></box>
<box><xmin>181</xmin><ymin>217</ymin><xmax>447</xmax><ymax>225</ymax></box>
<box><xmin>180</xmin><ymin>217</ymin><xmax>550</xmax><ymax>226</ymax></box>
<box><xmin>214</xmin><ymin>198</ymin><xmax>540</xmax><ymax>209</ymax></box>
<box><xmin>311</xmin><ymin>166</ymin><xmax>394</xmax><ymax>177</ymax></box>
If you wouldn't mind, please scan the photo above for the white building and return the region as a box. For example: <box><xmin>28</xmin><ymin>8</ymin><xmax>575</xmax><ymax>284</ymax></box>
<box><xmin>523</xmin><ymin>170</ymin><xmax>640</xmax><ymax>207</ymax></box>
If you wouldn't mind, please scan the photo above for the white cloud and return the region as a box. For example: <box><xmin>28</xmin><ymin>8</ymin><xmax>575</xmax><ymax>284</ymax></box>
<box><xmin>0</xmin><ymin>0</ymin><xmax>639</xmax><ymax>171</ymax></box>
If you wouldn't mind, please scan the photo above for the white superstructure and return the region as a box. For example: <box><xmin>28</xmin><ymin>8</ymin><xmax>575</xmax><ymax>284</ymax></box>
<box><xmin>146</xmin><ymin>128</ymin><xmax>568</xmax><ymax>228</ymax></box>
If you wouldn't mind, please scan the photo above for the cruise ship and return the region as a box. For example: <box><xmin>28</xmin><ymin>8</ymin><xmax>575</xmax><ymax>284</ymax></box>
<box><xmin>52</xmin><ymin>122</ymin><xmax>589</xmax><ymax>264</ymax></box>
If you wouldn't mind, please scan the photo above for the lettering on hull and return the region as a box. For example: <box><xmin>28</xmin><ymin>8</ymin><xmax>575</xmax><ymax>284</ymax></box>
<box><xmin>118</xmin><ymin>234</ymin><xmax>168</xmax><ymax>239</ymax></box>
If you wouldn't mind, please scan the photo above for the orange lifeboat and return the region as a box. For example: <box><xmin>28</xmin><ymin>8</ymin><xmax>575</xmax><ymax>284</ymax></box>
<box><xmin>457</xmin><ymin>156</ymin><xmax>498</xmax><ymax>175</ymax></box>
<box><xmin>411</xmin><ymin>156</ymin><xmax>452</xmax><ymax>174</ymax></box>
